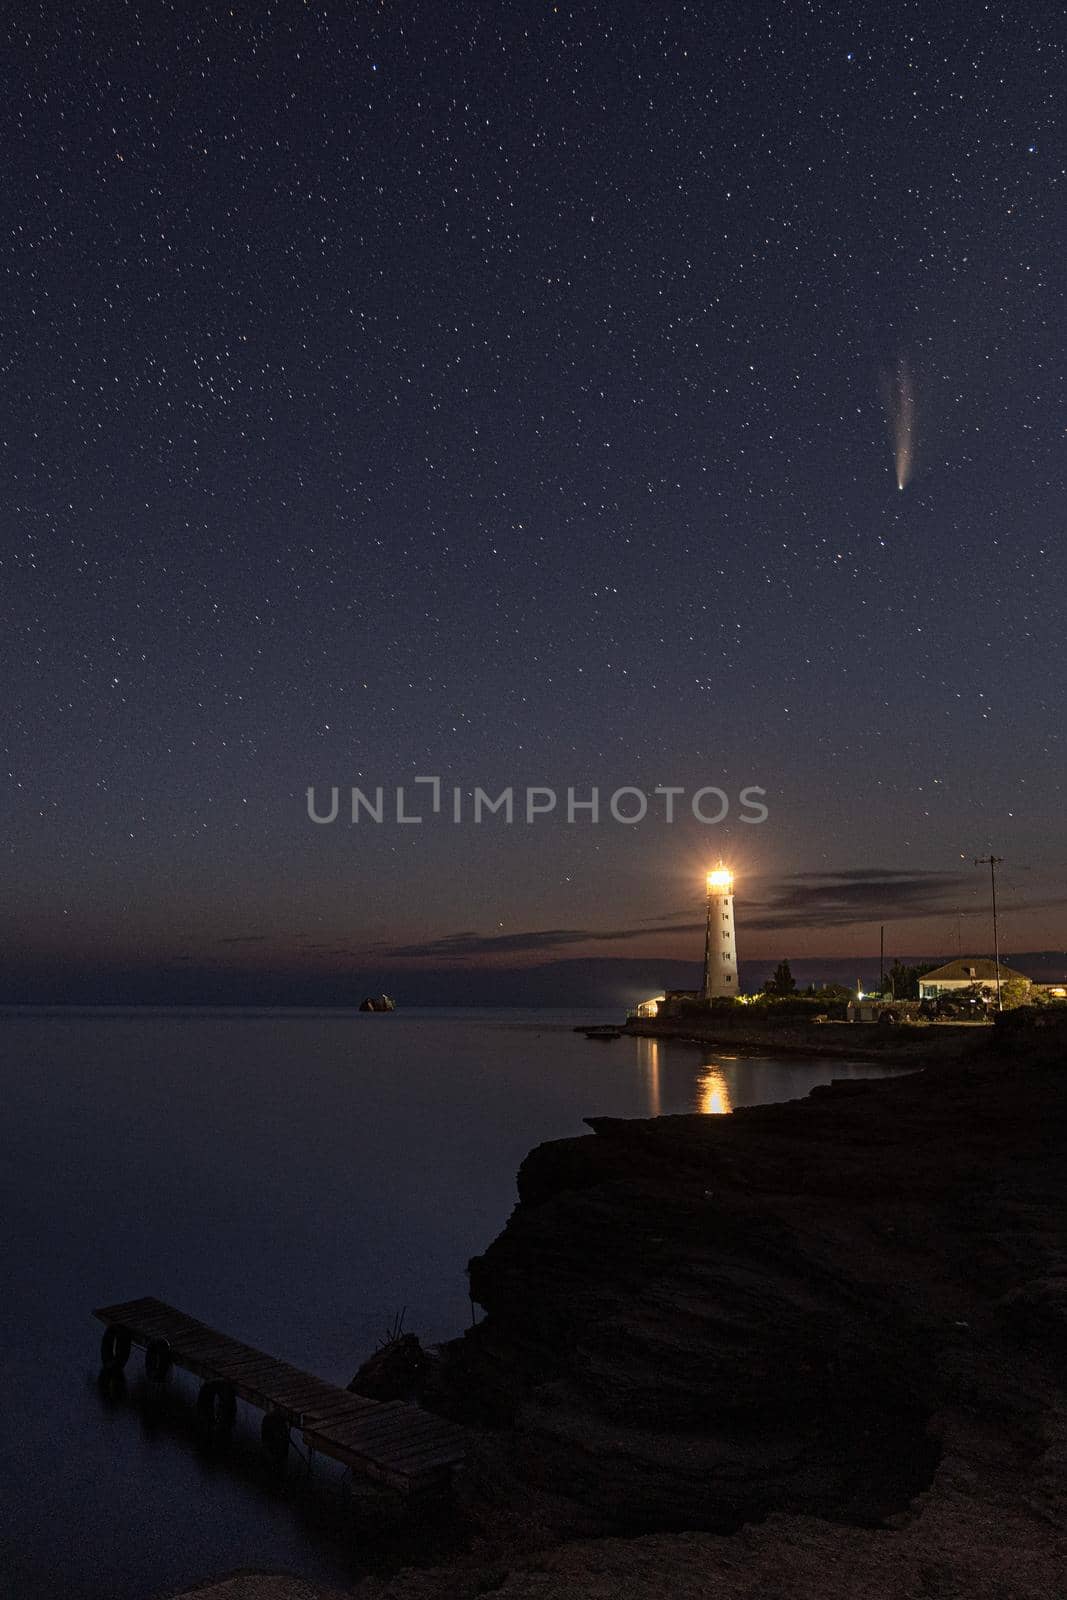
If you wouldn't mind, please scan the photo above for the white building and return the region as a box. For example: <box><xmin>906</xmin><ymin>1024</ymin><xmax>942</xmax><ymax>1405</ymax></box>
<box><xmin>918</xmin><ymin>958</ymin><xmax>1030</xmax><ymax>1000</ymax></box>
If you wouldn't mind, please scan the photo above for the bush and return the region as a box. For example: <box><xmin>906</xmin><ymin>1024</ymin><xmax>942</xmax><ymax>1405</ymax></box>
<box><xmin>994</xmin><ymin>1005</ymin><xmax>1067</xmax><ymax>1032</ymax></box>
<box><xmin>748</xmin><ymin>996</ymin><xmax>848</xmax><ymax>1024</ymax></box>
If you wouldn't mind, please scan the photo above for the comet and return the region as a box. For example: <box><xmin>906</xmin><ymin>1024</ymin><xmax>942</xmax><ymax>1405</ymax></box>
<box><xmin>884</xmin><ymin>356</ymin><xmax>915</xmax><ymax>491</ymax></box>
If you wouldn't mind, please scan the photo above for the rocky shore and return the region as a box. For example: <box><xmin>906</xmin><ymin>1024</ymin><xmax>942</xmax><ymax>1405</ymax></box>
<box><xmin>180</xmin><ymin>1028</ymin><xmax>1067</xmax><ymax>1600</ymax></box>
<box><xmin>621</xmin><ymin>1014</ymin><xmax>986</xmax><ymax>1061</ymax></box>
<box><xmin>379</xmin><ymin>1026</ymin><xmax>1067</xmax><ymax>1598</ymax></box>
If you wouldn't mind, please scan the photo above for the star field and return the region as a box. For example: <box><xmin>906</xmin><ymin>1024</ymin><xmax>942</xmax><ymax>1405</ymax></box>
<box><xmin>2</xmin><ymin>1</ymin><xmax>1065</xmax><ymax>996</ymax></box>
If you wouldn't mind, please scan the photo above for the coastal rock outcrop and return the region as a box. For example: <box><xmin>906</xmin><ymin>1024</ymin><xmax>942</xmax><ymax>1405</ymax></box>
<box><xmin>349</xmin><ymin>1333</ymin><xmax>434</xmax><ymax>1403</ymax></box>
<box><xmin>432</xmin><ymin>1046</ymin><xmax>1067</xmax><ymax>1570</ymax></box>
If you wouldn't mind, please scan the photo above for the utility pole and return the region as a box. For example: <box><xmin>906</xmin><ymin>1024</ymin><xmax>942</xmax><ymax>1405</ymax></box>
<box><xmin>879</xmin><ymin>924</ymin><xmax>885</xmax><ymax>996</ymax></box>
<box><xmin>974</xmin><ymin>856</ymin><xmax>1004</xmax><ymax>1012</ymax></box>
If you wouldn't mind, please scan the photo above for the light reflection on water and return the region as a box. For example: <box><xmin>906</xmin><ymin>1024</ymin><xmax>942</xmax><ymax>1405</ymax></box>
<box><xmin>635</xmin><ymin>1034</ymin><xmax>893</xmax><ymax>1119</ymax></box>
<box><xmin>635</xmin><ymin>1034</ymin><xmax>662</xmax><ymax>1115</ymax></box>
<box><xmin>637</xmin><ymin>1036</ymin><xmax>736</xmax><ymax>1116</ymax></box>
<box><xmin>697</xmin><ymin>1063</ymin><xmax>733</xmax><ymax>1115</ymax></box>
<box><xmin>1</xmin><ymin>1007</ymin><xmax>901</xmax><ymax>1600</ymax></box>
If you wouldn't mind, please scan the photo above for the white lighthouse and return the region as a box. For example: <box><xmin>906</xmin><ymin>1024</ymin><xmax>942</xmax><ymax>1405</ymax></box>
<box><xmin>703</xmin><ymin>864</ymin><xmax>738</xmax><ymax>999</ymax></box>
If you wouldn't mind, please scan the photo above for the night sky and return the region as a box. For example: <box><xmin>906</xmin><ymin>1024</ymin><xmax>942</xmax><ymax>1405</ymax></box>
<box><xmin>3</xmin><ymin>2</ymin><xmax>1065</xmax><ymax>1004</ymax></box>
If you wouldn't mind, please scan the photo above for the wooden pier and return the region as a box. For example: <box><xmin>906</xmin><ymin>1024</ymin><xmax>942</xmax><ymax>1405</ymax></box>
<box><xmin>93</xmin><ymin>1296</ymin><xmax>467</xmax><ymax>1495</ymax></box>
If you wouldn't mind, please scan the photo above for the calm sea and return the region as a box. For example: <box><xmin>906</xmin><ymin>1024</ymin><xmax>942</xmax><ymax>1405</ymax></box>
<box><xmin>0</xmin><ymin>1007</ymin><xmax>899</xmax><ymax>1598</ymax></box>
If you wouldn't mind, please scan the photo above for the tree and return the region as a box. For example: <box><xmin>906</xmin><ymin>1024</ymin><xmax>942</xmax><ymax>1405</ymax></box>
<box><xmin>885</xmin><ymin>960</ymin><xmax>939</xmax><ymax>1000</ymax></box>
<box><xmin>999</xmin><ymin>978</ymin><xmax>1031</xmax><ymax>1010</ymax></box>
<box><xmin>764</xmin><ymin>960</ymin><xmax>796</xmax><ymax>997</ymax></box>
<box><xmin>807</xmin><ymin>982</ymin><xmax>852</xmax><ymax>1001</ymax></box>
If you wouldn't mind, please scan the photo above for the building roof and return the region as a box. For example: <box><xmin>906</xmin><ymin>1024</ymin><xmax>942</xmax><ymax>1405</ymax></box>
<box><xmin>920</xmin><ymin>958</ymin><xmax>1030</xmax><ymax>984</ymax></box>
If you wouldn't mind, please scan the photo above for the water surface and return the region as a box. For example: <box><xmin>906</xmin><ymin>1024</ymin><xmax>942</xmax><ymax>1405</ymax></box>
<box><xmin>0</xmin><ymin>1007</ymin><xmax>900</xmax><ymax>1598</ymax></box>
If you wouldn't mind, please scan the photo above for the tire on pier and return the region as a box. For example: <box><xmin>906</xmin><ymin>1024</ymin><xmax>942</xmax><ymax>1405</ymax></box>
<box><xmin>145</xmin><ymin>1338</ymin><xmax>172</xmax><ymax>1382</ymax></box>
<box><xmin>100</xmin><ymin>1325</ymin><xmax>132</xmax><ymax>1372</ymax></box>
<box><xmin>261</xmin><ymin>1410</ymin><xmax>290</xmax><ymax>1466</ymax></box>
<box><xmin>197</xmin><ymin>1379</ymin><xmax>237</xmax><ymax>1432</ymax></box>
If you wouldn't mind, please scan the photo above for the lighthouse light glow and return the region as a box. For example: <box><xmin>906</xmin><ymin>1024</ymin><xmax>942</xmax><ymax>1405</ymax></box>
<box><xmin>707</xmin><ymin>867</ymin><xmax>733</xmax><ymax>890</ymax></box>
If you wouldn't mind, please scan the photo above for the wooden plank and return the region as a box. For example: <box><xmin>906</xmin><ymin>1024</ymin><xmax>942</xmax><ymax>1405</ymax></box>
<box><xmin>197</xmin><ymin>1345</ymin><xmax>287</xmax><ymax>1369</ymax></box>
<box><xmin>207</xmin><ymin>1351</ymin><xmax>284</xmax><ymax>1373</ymax></box>
<box><xmin>311</xmin><ymin>1447</ymin><xmax>410</xmax><ymax>1490</ymax></box>
<box><xmin>93</xmin><ymin>1309</ymin><xmax>155</xmax><ymax>1330</ymax></box>
<box><xmin>169</xmin><ymin>1348</ymin><xmax>237</xmax><ymax>1370</ymax></box>
<box><xmin>306</xmin><ymin>1410</ymin><xmax>437</xmax><ymax>1454</ymax></box>
<box><xmin>352</xmin><ymin>1424</ymin><xmax>467</xmax><ymax>1467</ymax></box>
<box><xmin>247</xmin><ymin>1363</ymin><xmax>312</xmax><ymax>1385</ymax></box>
<box><xmin>190</xmin><ymin>1334</ymin><xmax>251</xmax><ymax>1354</ymax></box>
<box><xmin>108</xmin><ymin>1305</ymin><xmax>173</xmax><ymax>1331</ymax></box>
<box><xmin>129</xmin><ymin>1309</ymin><xmax>205</xmax><ymax>1335</ymax></box>
<box><xmin>256</xmin><ymin>1377</ymin><xmax>320</xmax><ymax>1397</ymax></box>
<box><xmin>233</xmin><ymin>1375</ymin><xmax>309</xmax><ymax>1400</ymax></box>
<box><xmin>376</xmin><ymin>1444</ymin><xmax>465</xmax><ymax>1475</ymax></box>
<box><xmin>300</xmin><ymin>1398</ymin><xmax>380</xmax><ymax>1425</ymax></box>
<box><xmin>233</xmin><ymin>1356</ymin><xmax>297</xmax><ymax>1378</ymax></box>
<box><xmin>288</xmin><ymin>1392</ymin><xmax>348</xmax><ymax>1413</ymax></box>
<box><xmin>259</xmin><ymin>1379</ymin><xmax>339</xmax><ymax>1405</ymax></box>
<box><xmin>362</xmin><ymin>1416</ymin><xmax>464</xmax><ymax>1452</ymax></box>
<box><xmin>305</xmin><ymin>1400</ymin><xmax>410</xmax><ymax>1439</ymax></box>
<box><xmin>94</xmin><ymin>1298</ymin><xmax>163</xmax><ymax>1322</ymax></box>
<box><xmin>299</xmin><ymin>1408</ymin><xmax>403</xmax><ymax>1446</ymax></box>
<box><xmin>302</xmin><ymin>1421</ymin><xmax>416</xmax><ymax>1459</ymax></box>
<box><xmin>343</xmin><ymin>1434</ymin><xmax>464</xmax><ymax>1474</ymax></box>
<box><xmin>220</xmin><ymin>1343</ymin><xmax>276</xmax><ymax>1363</ymax></box>
<box><xmin>198</xmin><ymin>1367</ymin><xmax>303</xmax><ymax>1395</ymax></box>
<box><xmin>91</xmin><ymin>1297</ymin><xmax>466</xmax><ymax>1489</ymax></box>
<box><xmin>311</xmin><ymin>1419</ymin><xmax>463</xmax><ymax>1476</ymax></box>
<box><xmin>129</xmin><ymin>1305</ymin><xmax>198</xmax><ymax>1328</ymax></box>
<box><xmin>166</xmin><ymin>1331</ymin><xmax>234</xmax><ymax>1354</ymax></box>
<box><xmin>290</xmin><ymin>1380</ymin><xmax>349</xmax><ymax>1400</ymax></box>
<box><xmin>377</xmin><ymin>1425</ymin><xmax>468</xmax><ymax>1455</ymax></box>
<box><xmin>371</xmin><ymin>1405</ymin><xmax>458</xmax><ymax>1435</ymax></box>
<box><xmin>191</xmin><ymin>1342</ymin><xmax>247</xmax><ymax>1362</ymax></box>
<box><xmin>199</xmin><ymin>1353</ymin><xmax>283</xmax><ymax>1379</ymax></box>
<box><xmin>300</xmin><ymin>1433</ymin><xmax>412</xmax><ymax>1488</ymax></box>
<box><xmin>304</xmin><ymin>1387</ymin><xmax>379</xmax><ymax>1409</ymax></box>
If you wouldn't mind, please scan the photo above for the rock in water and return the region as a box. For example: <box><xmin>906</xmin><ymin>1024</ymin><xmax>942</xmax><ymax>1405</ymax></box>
<box><xmin>349</xmin><ymin>1333</ymin><xmax>433</xmax><ymax>1402</ymax></box>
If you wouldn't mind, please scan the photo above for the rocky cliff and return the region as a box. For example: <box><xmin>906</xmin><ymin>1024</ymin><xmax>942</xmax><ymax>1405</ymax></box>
<box><xmin>402</xmin><ymin>1040</ymin><xmax>1067</xmax><ymax>1594</ymax></box>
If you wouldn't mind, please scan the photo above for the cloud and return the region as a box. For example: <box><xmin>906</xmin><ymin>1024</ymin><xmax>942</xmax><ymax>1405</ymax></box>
<box><xmin>375</xmin><ymin>869</ymin><xmax>1064</xmax><ymax>962</ymax></box>
<box><xmin>741</xmin><ymin>869</ymin><xmax>969</xmax><ymax>932</ymax></box>
<box><xmin>382</xmin><ymin>869</ymin><xmax>985</xmax><ymax>959</ymax></box>
<box><xmin>381</xmin><ymin>925</ymin><xmax>666</xmax><ymax>959</ymax></box>
<box><xmin>215</xmin><ymin>934</ymin><xmax>269</xmax><ymax>946</ymax></box>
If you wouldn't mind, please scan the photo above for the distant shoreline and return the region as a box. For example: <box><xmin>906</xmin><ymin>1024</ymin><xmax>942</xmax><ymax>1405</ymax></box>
<box><xmin>620</xmin><ymin>1015</ymin><xmax>988</xmax><ymax>1062</ymax></box>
